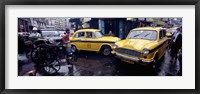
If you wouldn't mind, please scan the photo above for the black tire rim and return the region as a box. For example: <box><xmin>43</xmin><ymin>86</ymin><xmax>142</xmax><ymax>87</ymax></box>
<box><xmin>71</xmin><ymin>46</ymin><xmax>76</xmax><ymax>53</ymax></box>
<box><xmin>103</xmin><ymin>48</ymin><xmax>111</xmax><ymax>56</ymax></box>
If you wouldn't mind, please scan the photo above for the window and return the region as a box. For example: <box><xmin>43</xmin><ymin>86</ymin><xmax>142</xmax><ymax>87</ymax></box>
<box><xmin>86</xmin><ymin>32</ymin><xmax>96</xmax><ymax>38</ymax></box>
<box><xmin>95</xmin><ymin>31</ymin><xmax>103</xmax><ymax>38</ymax></box>
<box><xmin>159</xmin><ymin>30</ymin><xmax>166</xmax><ymax>39</ymax></box>
<box><xmin>159</xmin><ymin>30</ymin><xmax>163</xmax><ymax>39</ymax></box>
<box><xmin>163</xmin><ymin>30</ymin><xmax>166</xmax><ymax>37</ymax></box>
<box><xmin>75</xmin><ymin>32</ymin><xmax>85</xmax><ymax>38</ymax></box>
<box><xmin>127</xmin><ymin>30</ymin><xmax>157</xmax><ymax>40</ymax></box>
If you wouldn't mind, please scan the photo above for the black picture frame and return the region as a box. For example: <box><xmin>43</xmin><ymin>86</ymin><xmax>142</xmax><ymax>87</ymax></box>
<box><xmin>0</xmin><ymin>0</ymin><xmax>199</xmax><ymax>94</ymax></box>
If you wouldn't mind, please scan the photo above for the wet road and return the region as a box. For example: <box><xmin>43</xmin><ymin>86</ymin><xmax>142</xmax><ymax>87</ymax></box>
<box><xmin>18</xmin><ymin>50</ymin><xmax>181</xmax><ymax>76</ymax></box>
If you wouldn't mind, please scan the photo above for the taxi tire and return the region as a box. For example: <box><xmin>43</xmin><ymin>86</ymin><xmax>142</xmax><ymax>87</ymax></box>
<box><xmin>101</xmin><ymin>46</ymin><xmax>111</xmax><ymax>56</ymax></box>
<box><xmin>153</xmin><ymin>54</ymin><xmax>161</xmax><ymax>72</ymax></box>
<box><xmin>148</xmin><ymin>54</ymin><xmax>158</xmax><ymax>70</ymax></box>
<box><xmin>71</xmin><ymin>45</ymin><xmax>77</xmax><ymax>53</ymax></box>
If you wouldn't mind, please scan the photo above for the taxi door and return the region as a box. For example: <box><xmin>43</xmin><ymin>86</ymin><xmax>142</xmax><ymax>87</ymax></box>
<box><xmin>162</xmin><ymin>30</ymin><xmax>169</xmax><ymax>54</ymax></box>
<box><xmin>157</xmin><ymin>30</ymin><xmax>167</xmax><ymax>59</ymax></box>
<box><xmin>85</xmin><ymin>32</ymin><xmax>100</xmax><ymax>51</ymax></box>
<box><xmin>71</xmin><ymin>31</ymin><xmax>86</xmax><ymax>50</ymax></box>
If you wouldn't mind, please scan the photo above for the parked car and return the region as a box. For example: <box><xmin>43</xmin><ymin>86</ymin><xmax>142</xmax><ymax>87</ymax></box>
<box><xmin>18</xmin><ymin>32</ymin><xmax>30</xmax><ymax>37</ymax></box>
<box><xmin>166</xmin><ymin>27</ymin><xmax>178</xmax><ymax>39</ymax></box>
<box><xmin>166</xmin><ymin>27</ymin><xmax>177</xmax><ymax>50</ymax></box>
<box><xmin>112</xmin><ymin>27</ymin><xmax>171</xmax><ymax>68</ymax></box>
<box><xmin>70</xmin><ymin>29</ymin><xmax>121</xmax><ymax>56</ymax></box>
<box><xmin>34</xmin><ymin>30</ymin><xmax>64</xmax><ymax>46</ymax></box>
<box><xmin>167</xmin><ymin>27</ymin><xmax>178</xmax><ymax>37</ymax></box>
<box><xmin>58</xmin><ymin>31</ymin><xmax>66</xmax><ymax>37</ymax></box>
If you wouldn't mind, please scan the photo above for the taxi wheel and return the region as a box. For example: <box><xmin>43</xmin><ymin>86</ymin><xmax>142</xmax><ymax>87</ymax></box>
<box><xmin>71</xmin><ymin>45</ymin><xmax>77</xmax><ymax>53</ymax></box>
<box><xmin>148</xmin><ymin>54</ymin><xmax>158</xmax><ymax>70</ymax></box>
<box><xmin>101</xmin><ymin>46</ymin><xmax>111</xmax><ymax>56</ymax></box>
<box><xmin>152</xmin><ymin>54</ymin><xmax>160</xmax><ymax>71</ymax></box>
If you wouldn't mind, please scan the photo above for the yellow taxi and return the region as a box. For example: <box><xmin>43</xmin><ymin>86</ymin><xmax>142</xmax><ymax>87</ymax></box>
<box><xmin>166</xmin><ymin>27</ymin><xmax>178</xmax><ymax>38</ymax></box>
<box><xmin>112</xmin><ymin>27</ymin><xmax>170</xmax><ymax>68</ymax></box>
<box><xmin>70</xmin><ymin>29</ymin><xmax>121</xmax><ymax>56</ymax></box>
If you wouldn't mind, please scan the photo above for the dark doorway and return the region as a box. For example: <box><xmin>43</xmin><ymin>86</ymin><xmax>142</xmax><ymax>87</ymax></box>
<box><xmin>104</xmin><ymin>19</ymin><xmax>114</xmax><ymax>34</ymax></box>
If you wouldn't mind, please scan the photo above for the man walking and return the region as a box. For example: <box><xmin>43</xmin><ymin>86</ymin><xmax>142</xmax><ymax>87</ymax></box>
<box><xmin>170</xmin><ymin>27</ymin><xmax>182</xmax><ymax>62</ymax></box>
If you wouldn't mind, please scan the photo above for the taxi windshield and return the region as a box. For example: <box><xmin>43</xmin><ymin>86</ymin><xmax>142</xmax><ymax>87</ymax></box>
<box><xmin>95</xmin><ymin>31</ymin><xmax>104</xmax><ymax>38</ymax></box>
<box><xmin>127</xmin><ymin>30</ymin><xmax>157</xmax><ymax>40</ymax></box>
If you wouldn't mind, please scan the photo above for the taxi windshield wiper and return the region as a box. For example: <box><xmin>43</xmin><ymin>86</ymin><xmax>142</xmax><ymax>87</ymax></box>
<box><xmin>133</xmin><ymin>33</ymin><xmax>142</xmax><ymax>38</ymax></box>
<box><xmin>144</xmin><ymin>33</ymin><xmax>151</xmax><ymax>37</ymax></box>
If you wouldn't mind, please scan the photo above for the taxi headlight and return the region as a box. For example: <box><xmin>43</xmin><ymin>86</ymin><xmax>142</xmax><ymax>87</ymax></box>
<box><xmin>113</xmin><ymin>44</ymin><xmax>118</xmax><ymax>49</ymax></box>
<box><xmin>142</xmin><ymin>48</ymin><xmax>149</xmax><ymax>57</ymax></box>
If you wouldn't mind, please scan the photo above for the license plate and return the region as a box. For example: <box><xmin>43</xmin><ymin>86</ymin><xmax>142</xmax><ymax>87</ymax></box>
<box><xmin>121</xmin><ymin>59</ymin><xmax>135</xmax><ymax>64</ymax></box>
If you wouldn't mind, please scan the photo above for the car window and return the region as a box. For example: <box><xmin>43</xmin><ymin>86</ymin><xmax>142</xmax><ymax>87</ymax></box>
<box><xmin>127</xmin><ymin>30</ymin><xmax>157</xmax><ymax>40</ymax></box>
<box><xmin>86</xmin><ymin>32</ymin><xmax>96</xmax><ymax>38</ymax></box>
<box><xmin>95</xmin><ymin>31</ymin><xmax>104</xmax><ymax>38</ymax></box>
<box><xmin>159</xmin><ymin>30</ymin><xmax>166</xmax><ymax>39</ymax></box>
<box><xmin>163</xmin><ymin>30</ymin><xmax>166</xmax><ymax>37</ymax></box>
<box><xmin>75</xmin><ymin>32</ymin><xmax>85</xmax><ymax>38</ymax></box>
<box><xmin>159</xmin><ymin>30</ymin><xmax>163</xmax><ymax>39</ymax></box>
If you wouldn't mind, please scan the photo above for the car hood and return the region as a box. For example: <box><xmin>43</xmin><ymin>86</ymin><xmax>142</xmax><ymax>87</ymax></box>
<box><xmin>115</xmin><ymin>39</ymin><xmax>157</xmax><ymax>51</ymax></box>
<box><xmin>99</xmin><ymin>36</ymin><xmax>121</xmax><ymax>42</ymax></box>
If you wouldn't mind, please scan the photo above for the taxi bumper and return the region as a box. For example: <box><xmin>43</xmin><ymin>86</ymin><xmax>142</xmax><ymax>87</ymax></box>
<box><xmin>112</xmin><ymin>51</ymin><xmax>154</xmax><ymax>65</ymax></box>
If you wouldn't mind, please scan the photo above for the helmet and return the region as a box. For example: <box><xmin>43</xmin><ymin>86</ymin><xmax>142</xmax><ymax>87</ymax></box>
<box><xmin>32</xmin><ymin>27</ymin><xmax>38</xmax><ymax>31</ymax></box>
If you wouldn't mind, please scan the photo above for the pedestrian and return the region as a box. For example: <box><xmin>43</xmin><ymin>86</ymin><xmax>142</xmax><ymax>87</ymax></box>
<box><xmin>29</xmin><ymin>27</ymin><xmax>41</xmax><ymax>41</ymax></box>
<box><xmin>62</xmin><ymin>29</ymin><xmax>70</xmax><ymax>48</ymax></box>
<box><xmin>62</xmin><ymin>29</ymin><xmax>72</xmax><ymax>66</ymax></box>
<box><xmin>108</xmin><ymin>30</ymin><xmax>114</xmax><ymax>36</ymax></box>
<box><xmin>170</xmin><ymin>27</ymin><xmax>182</xmax><ymax>64</ymax></box>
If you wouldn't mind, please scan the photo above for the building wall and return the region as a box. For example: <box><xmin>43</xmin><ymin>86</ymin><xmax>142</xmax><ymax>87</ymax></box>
<box><xmin>45</xmin><ymin>18</ymin><xmax>67</xmax><ymax>30</ymax></box>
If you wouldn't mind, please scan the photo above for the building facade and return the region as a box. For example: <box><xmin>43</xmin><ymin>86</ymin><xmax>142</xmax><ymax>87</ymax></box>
<box><xmin>18</xmin><ymin>18</ymin><xmax>47</xmax><ymax>32</ymax></box>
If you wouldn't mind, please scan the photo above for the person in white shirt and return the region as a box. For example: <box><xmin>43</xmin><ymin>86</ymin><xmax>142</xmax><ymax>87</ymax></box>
<box><xmin>29</xmin><ymin>27</ymin><xmax>41</xmax><ymax>38</ymax></box>
<box><xmin>173</xmin><ymin>29</ymin><xmax>181</xmax><ymax>42</ymax></box>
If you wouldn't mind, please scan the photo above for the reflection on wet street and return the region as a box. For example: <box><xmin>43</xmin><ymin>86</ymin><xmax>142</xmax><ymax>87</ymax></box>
<box><xmin>19</xmin><ymin>50</ymin><xmax>181</xmax><ymax>76</ymax></box>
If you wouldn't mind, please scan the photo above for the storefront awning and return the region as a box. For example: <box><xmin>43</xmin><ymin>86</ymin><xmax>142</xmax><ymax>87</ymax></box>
<box><xmin>146</xmin><ymin>18</ymin><xmax>155</xmax><ymax>22</ymax></box>
<box><xmin>156</xmin><ymin>20</ymin><xmax>165</xmax><ymax>26</ymax></box>
<box><xmin>126</xmin><ymin>18</ymin><xmax>137</xmax><ymax>21</ymax></box>
<box><xmin>82</xmin><ymin>18</ymin><xmax>91</xmax><ymax>23</ymax></box>
<box><xmin>82</xmin><ymin>23</ymin><xmax>90</xmax><ymax>28</ymax></box>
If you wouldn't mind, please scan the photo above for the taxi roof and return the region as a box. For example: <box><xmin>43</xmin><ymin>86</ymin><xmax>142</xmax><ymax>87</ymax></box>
<box><xmin>132</xmin><ymin>27</ymin><xmax>162</xmax><ymax>31</ymax></box>
<box><xmin>76</xmin><ymin>29</ymin><xmax>100</xmax><ymax>32</ymax></box>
